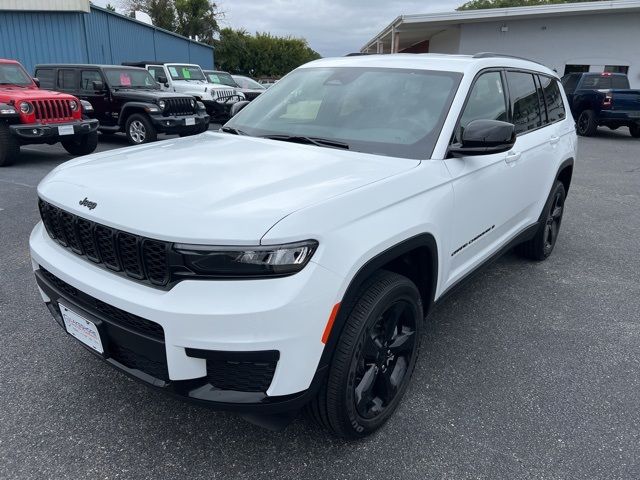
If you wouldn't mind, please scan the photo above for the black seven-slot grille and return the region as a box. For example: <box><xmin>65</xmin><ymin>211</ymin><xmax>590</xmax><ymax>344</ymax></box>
<box><xmin>39</xmin><ymin>199</ymin><xmax>170</xmax><ymax>287</ymax></box>
<box><xmin>165</xmin><ymin>97</ymin><xmax>195</xmax><ymax>116</ymax></box>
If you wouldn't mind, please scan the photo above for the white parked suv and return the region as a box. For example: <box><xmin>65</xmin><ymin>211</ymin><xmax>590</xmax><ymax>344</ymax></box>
<box><xmin>30</xmin><ymin>53</ymin><xmax>576</xmax><ymax>438</ymax></box>
<box><xmin>124</xmin><ymin>62</ymin><xmax>244</xmax><ymax>121</ymax></box>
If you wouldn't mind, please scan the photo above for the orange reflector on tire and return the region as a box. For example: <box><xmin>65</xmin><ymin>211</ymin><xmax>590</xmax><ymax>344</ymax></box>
<box><xmin>321</xmin><ymin>303</ymin><xmax>341</xmax><ymax>344</ymax></box>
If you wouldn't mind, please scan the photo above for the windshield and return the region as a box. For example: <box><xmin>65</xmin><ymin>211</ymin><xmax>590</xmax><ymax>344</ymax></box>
<box><xmin>104</xmin><ymin>68</ymin><xmax>158</xmax><ymax>89</ymax></box>
<box><xmin>0</xmin><ymin>63</ymin><xmax>33</xmax><ymax>86</ymax></box>
<box><xmin>225</xmin><ymin>67</ymin><xmax>462</xmax><ymax>159</ymax></box>
<box><xmin>205</xmin><ymin>71</ymin><xmax>237</xmax><ymax>87</ymax></box>
<box><xmin>233</xmin><ymin>75</ymin><xmax>265</xmax><ymax>90</ymax></box>
<box><xmin>168</xmin><ymin>65</ymin><xmax>206</xmax><ymax>81</ymax></box>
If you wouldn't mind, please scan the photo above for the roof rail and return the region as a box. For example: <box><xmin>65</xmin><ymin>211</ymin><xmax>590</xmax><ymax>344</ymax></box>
<box><xmin>473</xmin><ymin>52</ymin><xmax>545</xmax><ymax>66</ymax></box>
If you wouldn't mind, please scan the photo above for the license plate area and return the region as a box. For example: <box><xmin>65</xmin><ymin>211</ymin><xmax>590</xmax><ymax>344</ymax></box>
<box><xmin>58</xmin><ymin>125</ymin><xmax>75</xmax><ymax>136</ymax></box>
<box><xmin>60</xmin><ymin>303</ymin><xmax>104</xmax><ymax>354</ymax></box>
<box><xmin>185</xmin><ymin>117</ymin><xmax>195</xmax><ymax>126</ymax></box>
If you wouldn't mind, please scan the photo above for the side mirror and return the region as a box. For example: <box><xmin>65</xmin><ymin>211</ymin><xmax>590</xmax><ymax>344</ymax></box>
<box><xmin>157</xmin><ymin>75</ymin><xmax>168</xmax><ymax>85</ymax></box>
<box><xmin>449</xmin><ymin>119</ymin><xmax>516</xmax><ymax>157</ymax></box>
<box><xmin>32</xmin><ymin>77</ymin><xmax>40</xmax><ymax>87</ymax></box>
<box><xmin>92</xmin><ymin>80</ymin><xmax>105</xmax><ymax>92</ymax></box>
<box><xmin>230</xmin><ymin>101</ymin><xmax>250</xmax><ymax>117</ymax></box>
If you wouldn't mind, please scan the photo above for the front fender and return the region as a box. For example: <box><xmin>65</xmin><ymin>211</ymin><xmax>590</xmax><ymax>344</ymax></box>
<box><xmin>118</xmin><ymin>101</ymin><xmax>158</xmax><ymax>125</ymax></box>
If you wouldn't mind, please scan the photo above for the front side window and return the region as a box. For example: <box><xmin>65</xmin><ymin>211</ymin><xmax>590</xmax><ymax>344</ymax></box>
<box><xmin>539</xmin><ymin>76</ymin><xmax>566</xmax><ymax>123</ymax></box>
<box><xmin>225</xmin><ymin>67</ymin><xmax>462</xmax><ymax>160</ymax></box>
<box><xmin>167</xmin><ymin>65</ymin><xmax>205</xmax><ymax>81</ymax></box>
<box><xmin>35</xmin><ymin>68</ymin><xmax>55</xmax><ymax>89</ymax></box>
<box><xmin>147</xmin><ymin>66</ymin><xmax>164</xmax><ymax>81</ymax></box>
<box><xmin>457</xmin><ymin>71</ymin><xmax>507</xmax><ymax>141</ymax></box>
<box><xmin>506</xmin><ymin>71</ymin><xmax>542</xmax><ymax>135</ymax></box>
<box><xmin>81</xmin><ymin>70</ymin><xmax>103</xmax><ymax>91</ymax></box>
<box><xmin>103</xmin><ymin>68</ymin><xmax>158</xmax><ymax>89</ymax></box>
<box><xmin>0</xmin><ymin>63</ymin><xmax>33</xmax><ymax>86</ymax></box>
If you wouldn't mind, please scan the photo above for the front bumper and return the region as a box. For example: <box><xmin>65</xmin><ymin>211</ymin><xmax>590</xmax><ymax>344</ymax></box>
<box><xmin>202</xmin><ymin>97</ymin><xmax>243</xmax><ymax>120</ymax></box>
<box><xmin>30</xmin><ymin>222</ymin><xmax>342</xmax><ymax>413</ymax></box>
<box><xmin>10</xmin><ymin>119</ymin><xmax>99</xmax><ymax>144</ymax></box>
<box><xmin>148</xmin><ymin>111</ymin><xmax>209</xmax><ymax>134</ymax></box>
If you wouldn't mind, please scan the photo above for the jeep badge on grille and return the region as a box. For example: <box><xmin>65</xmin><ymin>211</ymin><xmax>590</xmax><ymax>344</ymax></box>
<box><xmin>79</xmin><ymin>197</ymin><xmax>97</xmax><ymax>210</ymax></box>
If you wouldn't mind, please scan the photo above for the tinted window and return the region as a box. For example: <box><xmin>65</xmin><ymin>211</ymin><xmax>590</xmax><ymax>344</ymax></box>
<box><xmin>611</xmin><ymin>75</ymin><xmax>630</xmax><ymax>89</ymax></box>
<box><xmin>539</xmin><ymin>76</ymin><xmax>566</xmax><ymax>123</ymax></box>
<box><xmin>561</xmin><ymin>74</ymin><xmax>580</xmax><ymax>93</ymax></box>
<box><xmin>506</xmin><ymin>71</ymin><xmax>542</xmax><ymax>134</ymax></box>
<box><xmin>57</xmin><ymin>69</ymin><xmax>76</xmax><ymax>90</ymax></box>
<box><xmin>81</xmin><ymin>70</ymin><xmax>103</xmax><ymax>91</ymax></box>
<box><xmin>35</xmin><ymin>68</ymin><xmax>55</xmax><ymax>89</ymax></box>
<box><xmin>458</xmin><ymin>71</ymin><xmax>507</xmax><ymax>140</ymax></box>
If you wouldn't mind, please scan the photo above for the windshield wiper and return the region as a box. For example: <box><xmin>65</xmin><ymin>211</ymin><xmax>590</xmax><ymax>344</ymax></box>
<box><xmin>220</xmin><ymin>126</ymin><xmax>248</xmax><ymax>135</ymax></box>
<box><xmin>261</xmin><ymin>135</ymin><xmax>350</xmax><ymax>150</ymax></box>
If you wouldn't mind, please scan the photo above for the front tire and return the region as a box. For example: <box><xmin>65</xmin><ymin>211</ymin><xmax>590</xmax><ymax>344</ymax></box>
<box><xmin>0</xmin><ymin>122</ymin><xmax>20</xmax><ymax>167</ymax></box>
<box><xmin>576</xmin><ymin>110</ymin><xmax>598</xmax><ymax>137</ymax></box>
<box><xmin>307</xmin><ymin>270</ymin><xmax>423</xmax><ymax>438</ymax></box>
<box><xmin>630</xmin><ymin>123</ymin><xmax>640</xmax><ymax>138</ymax></box>
<box><xmin>125</xmin><ymin>114</ymin><xmax>157</xmax><ymax>145</ymax></box>
<box><xmin>61</xmin><ymin>131</ymin><xmax>98</xmax><ymax>156</ymax></box>
<box><xmin>517</xmin><ymin>181</ymin><xmax>566</xmax><ymax>261</ymax></box>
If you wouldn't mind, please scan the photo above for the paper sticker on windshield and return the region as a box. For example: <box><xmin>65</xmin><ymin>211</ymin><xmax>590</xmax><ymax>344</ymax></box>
<box><xmin>182</xmin><ymin>68</ymin><xmax>191</xmax><ymax>79</ymax></box>
<box><xmin>120</xmin><ymin>73</ymin><xmax>132</xmax><ymax>86</ymax></box>
<box><xmin>168</xmin><ymin>66</ymin><xmax>178</xmax><ymax>78</ymax></box>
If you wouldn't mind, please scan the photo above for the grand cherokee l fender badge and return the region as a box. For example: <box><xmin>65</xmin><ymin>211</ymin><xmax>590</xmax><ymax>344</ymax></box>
<box><xmin>78</xmin><ymin>197</ymin><xmax>97</xmax><ymax>210</ymax></box>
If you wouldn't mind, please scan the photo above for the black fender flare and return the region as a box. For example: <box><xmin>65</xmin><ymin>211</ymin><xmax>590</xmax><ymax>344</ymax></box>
<box><xmin>118</xmin><ymin>102</ymin><xmax>157</xmax><ymax>126</ymax></box>
<box><xmin>0</xmin><ymin>102</ymin><xmax>20</xmax><ymax>120</ymax></box>
<box><xmin>317</xmin><ymin>233</ymin><xmax>439</xmax><ymax>369</ymax></box>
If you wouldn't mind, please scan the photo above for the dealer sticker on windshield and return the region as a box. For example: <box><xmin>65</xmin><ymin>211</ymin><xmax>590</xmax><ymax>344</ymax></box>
<box><xmin>58</xmin><ymin>125</ymin><xmax>74</xmax><ymax>136</ymax></box>
<box><xmin>60</xmin><ymin>304</ymin><xmax>104</xmax><ymax>354</ymax></box>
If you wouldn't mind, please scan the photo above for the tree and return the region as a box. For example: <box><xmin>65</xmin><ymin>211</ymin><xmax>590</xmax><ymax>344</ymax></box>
<box><xmin>119</xmin><ymin>0</ymin><xmax>178</xmax><ymax>31</ymax></box>
<box><xmin>215</xmin><ymin>28</ymin><xmax>321</xmax><ymax>78</ymax></box>
<box><xmin>105</xmin><ymin>3</ymin><xmax>117</xmax><ymax>11</ymax></box>
<box><xmin>174</xmin><ymin>0</ymin><xmax>219</xmax><ymax>44</ymax></box>
<box><xmin>457</xmin><ymin>0</ymin><xmax>600</xmax><ymax>10</ymax></box>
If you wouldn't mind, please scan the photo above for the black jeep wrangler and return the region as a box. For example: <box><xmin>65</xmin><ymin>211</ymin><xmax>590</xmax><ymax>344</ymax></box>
<box><xmin>34</xmin><ymin>64</ymin><xmax>209</xmax><ymax>145</ymax></box>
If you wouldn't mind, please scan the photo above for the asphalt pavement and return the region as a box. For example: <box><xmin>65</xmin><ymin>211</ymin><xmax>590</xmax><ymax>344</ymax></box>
<box><xmin>1</xmin><ymin>126</ymin><xmax>639</xmax><ymax>479</ymax></box>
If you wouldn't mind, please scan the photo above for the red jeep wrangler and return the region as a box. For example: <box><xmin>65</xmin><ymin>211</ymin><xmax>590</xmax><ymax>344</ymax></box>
<box><xmin>0</xmin><ymin>59</ymin><xmax>99</xmax><ymax>167</ymax></box>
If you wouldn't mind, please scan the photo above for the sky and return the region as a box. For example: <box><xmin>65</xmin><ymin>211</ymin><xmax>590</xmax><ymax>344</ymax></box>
<box><xmin>93</xmin><ymin>0</ymin><xmax>464</xmax><ymax>56</ymax></box>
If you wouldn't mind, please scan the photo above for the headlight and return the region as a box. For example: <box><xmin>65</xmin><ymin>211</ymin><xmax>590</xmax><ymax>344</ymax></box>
<box><xmin>190</xmin><ymin>98</ymin><xmax>196</xmax><ymax>109</ymax></box>
<box><xmin>69</xmin><ymin>100</ymin><xmax>78</xmax><ymax>111</ymax></box>
<box><xmin>19</xmin><ymin>101</ymin><xmax>33</xmax><ymax>114</ymax></box>
<box><xmin>158</xmin><ymin>100</ymin><xmax>166</xmax><ymax>110</ymax></box>
<box><xmin>174</xmin><ymin>240</ymin><xmax>318</xmax><ymax>277</ymax></box>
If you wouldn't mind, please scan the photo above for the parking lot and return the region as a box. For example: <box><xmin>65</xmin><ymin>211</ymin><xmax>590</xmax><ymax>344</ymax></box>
<box><xmin>1</xmin><ymin>128</ymin><xmax>639</xmax><ymax>479</ymax></box>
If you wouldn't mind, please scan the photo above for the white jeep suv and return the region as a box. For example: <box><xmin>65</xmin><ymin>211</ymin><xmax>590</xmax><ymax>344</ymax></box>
<box><xmin>30</xmin><ymin>53</ymin><xmax>576</xmax><ymax>438</ymax></box>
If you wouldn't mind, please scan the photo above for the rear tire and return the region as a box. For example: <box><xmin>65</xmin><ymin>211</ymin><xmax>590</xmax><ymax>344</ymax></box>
<box><xmin>61</xmin><ymin>131</ymin><xmax>98</xmax><ymax>156</ymax></box>
<box><xmin>630</xmin><ymin>123</ymin><xmax>640</xmax><ymax>138</ymax></box>
<box><xmin>306</xmin><ymin>270</ymin><xmax>423</xmax><ymax>439</ymax></box>
<box><xmin>125</xmin><ymin>114</ymin><xmax>157</xmax><ymax>145</ymax></box>
<box><xmin>576</xmin><ymin>110</ymin><xmax>598</xmax><ymax>137</ymax></box>
<box><xmin>0</xmin><ymin>122</ymin><xmax>20</xmax><ymax>167</ymax></box>
<box><xmin>517</xmin><ymin>181</ymin><xmax>566</xmax><ymax>261</ymax></box>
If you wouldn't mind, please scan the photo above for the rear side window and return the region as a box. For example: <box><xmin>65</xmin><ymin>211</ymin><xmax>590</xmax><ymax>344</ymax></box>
<box><xmin>35</xmin><ymin>68</ymin><xmax>55</xmax><ymax>89</ymax></box>
<box><xmin>457</xmin><ymin>71</ymin><xmax>507</xmax><ymax>141</ymax></box>
<box><xmin>57</xmin><ymin>69</ymin><xmax>77</xmax><ymax>91</ymax></box>
<box><xmin>506</xmin><ymin>71</ymin><xmax>542</xmax><ymax>135</ymax></box>
<box><xmin>539</xmin><ymin>76</ymin><xmax>566</xmax><ymax>123</ymax></box>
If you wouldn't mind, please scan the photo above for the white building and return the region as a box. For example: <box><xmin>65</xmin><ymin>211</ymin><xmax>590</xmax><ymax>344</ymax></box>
<box><xmin>361</xmin><ymin>0</ymin><xmax>640</xmax><ymax>87</ymax></box>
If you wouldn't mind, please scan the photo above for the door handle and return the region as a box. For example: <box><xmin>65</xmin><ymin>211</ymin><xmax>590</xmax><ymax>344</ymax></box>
<box><xmin>549</xmin><ymin>135</ymin><xmax>560</xmax><ymax>145</ymax></box>
<box><xmin>505</xmin><ymin>151</ymin><xmax>521</xmax><ymax>164</ymax></box>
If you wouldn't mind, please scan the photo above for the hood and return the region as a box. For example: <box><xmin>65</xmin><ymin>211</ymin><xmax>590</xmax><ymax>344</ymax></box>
<box><xmin>38</xmin><ymin>133</ymin><xmax>418</xmax><ymax>244</ymax></box>
<box><xmin>111</xmin><ymin>89</ymin><xmax>194</xmax><ymax>102</ymax></box>
<box><xmin>0</xmin><ymin>86</ymin><xmax>77</xmax><ymax>102</ymax></box>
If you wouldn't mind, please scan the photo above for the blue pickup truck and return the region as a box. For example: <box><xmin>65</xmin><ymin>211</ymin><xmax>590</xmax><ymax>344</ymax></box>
<box><xmin>561</xmin><ymin>72</ymin><xmax>640</xmax><ymax>137</ymax></box>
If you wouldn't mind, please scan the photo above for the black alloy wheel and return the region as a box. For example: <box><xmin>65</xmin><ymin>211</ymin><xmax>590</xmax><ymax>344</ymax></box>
<box><xmin>353</xmin><ymin>300</ymin><xmax>418</xmax><ymax>419</ymax></box>
<box><xmin>543</xmin><ymin>189</ymin><xmax>564</xmax><ymax>256</ymax></box>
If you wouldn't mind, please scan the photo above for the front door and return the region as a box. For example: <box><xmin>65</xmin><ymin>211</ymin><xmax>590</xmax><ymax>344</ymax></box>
<box><xmin>444</xmin><ymin>70</ymin><xmax>524</xmax><ymax>286</ymax></box>
<box><xmin>78</xmin><ymin>69</ymin><xmax>112</xmax><ymax>126</ymax></box>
